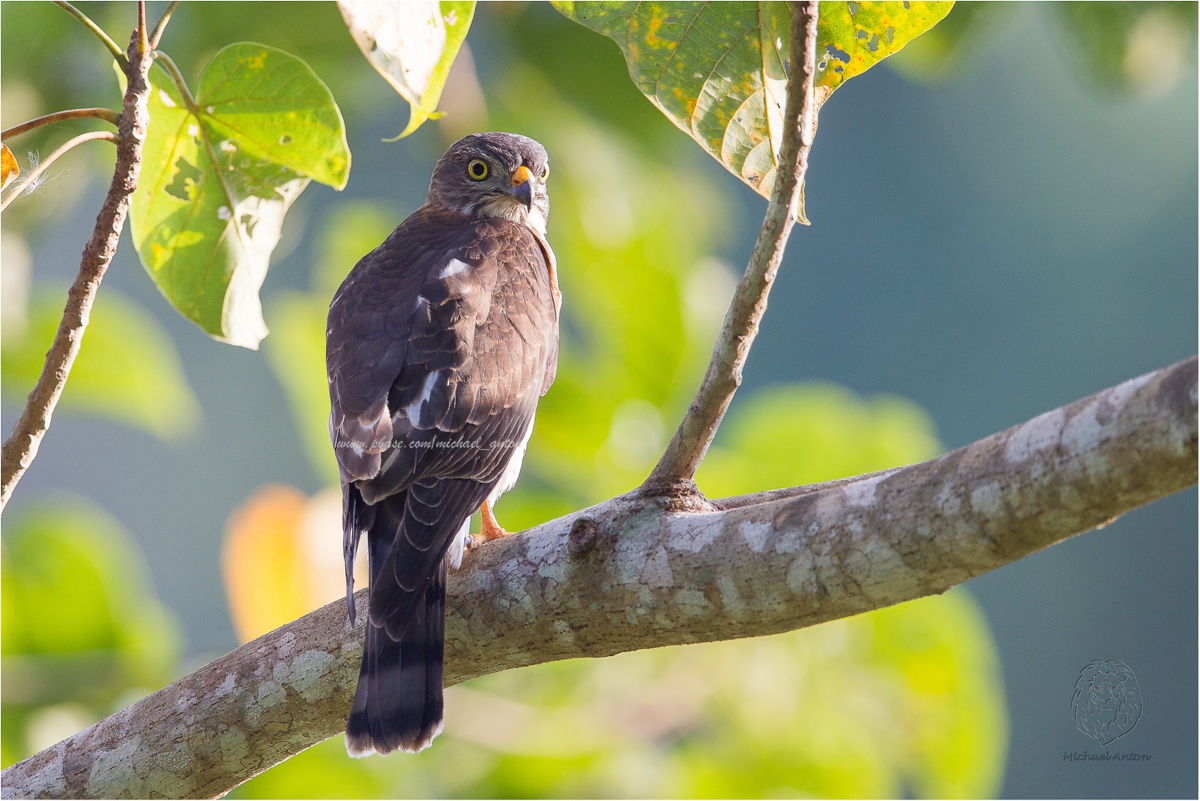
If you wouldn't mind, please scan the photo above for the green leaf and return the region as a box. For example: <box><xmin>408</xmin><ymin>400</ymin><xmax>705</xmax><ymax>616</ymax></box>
<box><xmin>0</xmin><ymin>288</ymin><xmax>201</xmax><ymax>441</ymax></box>
<box><xmin>553</xmin><ymin>1</ymin><xmax>953</xmax><ymax>212</ymax></box>
<box><xmin>338</xmin><ymin>1</ymin><xmax>476</xmax><ymax>140</ymax></box>
<box><xmin>131</xmin><ymin>43</ymin><xmax>350</xmax><ymax>350</ymax></box>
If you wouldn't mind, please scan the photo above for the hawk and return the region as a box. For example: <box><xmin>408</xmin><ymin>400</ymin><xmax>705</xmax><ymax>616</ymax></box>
<box><xmin>326</xmin><ymin>132</ymin><xmax>560</xmax><ymax>756</ymax></box>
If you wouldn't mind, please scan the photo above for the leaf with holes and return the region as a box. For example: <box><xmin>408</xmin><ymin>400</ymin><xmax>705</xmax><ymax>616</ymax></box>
<box><xmin>339</xmin><ymin>1</ymin><xmax>476</xmax><ymax>140</ymax></box>
<box><xmin>131</xmin><ymin>43</ymin><xmax>350</xmax><ymax>349</ymax></box>
<box><xmin>553</xmin><ymin>1</ymin><xmax>953</xmax><ymax>217</ymax></box>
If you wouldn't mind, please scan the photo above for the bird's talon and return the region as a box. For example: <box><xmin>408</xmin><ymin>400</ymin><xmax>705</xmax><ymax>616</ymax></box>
<box><xmin>469</xmin><ymin>500</ymin><xmax>512</xmax><ymax>549</ymax></box>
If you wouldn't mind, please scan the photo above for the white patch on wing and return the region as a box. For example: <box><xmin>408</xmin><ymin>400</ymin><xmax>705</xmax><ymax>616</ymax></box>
<box><xmin>487</xmin><ymin>413</ymin><xmax>536</xmax><ymax>507</ymax></box>
<box><xmin>438</xmin><ymin>258</ymin><xmax>470</xmax><ymax>279</ymax></box>
<box><xmin>405</xmin><ymin>371</ymin><xmax>441</xmax><ymax>425</ymax></box>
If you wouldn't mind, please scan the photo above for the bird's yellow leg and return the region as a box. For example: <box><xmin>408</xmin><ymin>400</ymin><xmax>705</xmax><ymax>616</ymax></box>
<box><xmin>470</xmin><ymin>500</ymin><xmax>512</xmax><ymax>548</ymax></box>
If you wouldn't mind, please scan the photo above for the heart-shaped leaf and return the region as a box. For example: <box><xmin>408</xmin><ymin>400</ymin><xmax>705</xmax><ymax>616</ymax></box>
<box><xmin>554</xmin><ymin>1</ymin><xmax>953</xmax><ymax>215</ymax></box>
<box><xmin>338</xmin><ymin>1</ymin><xmax>476</xmax><ymax>140</ymax></box>
<box><xmin>131</xmin><ymin>43</ymin><xmax>350</xmax><ymax>349</ymax></box>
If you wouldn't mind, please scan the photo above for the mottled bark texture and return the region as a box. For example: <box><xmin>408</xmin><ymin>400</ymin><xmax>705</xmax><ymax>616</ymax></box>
<box><xmin>2</xmin><ymin>357</ymin><xmax>1194</xmax><ymax>799</ymax></box>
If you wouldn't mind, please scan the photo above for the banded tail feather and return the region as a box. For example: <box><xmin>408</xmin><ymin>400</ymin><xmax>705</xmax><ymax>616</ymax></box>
<box><xmin>346</xmin><ymin>558</ymin><xmax>447</xmax><ymax>756</ymax></box>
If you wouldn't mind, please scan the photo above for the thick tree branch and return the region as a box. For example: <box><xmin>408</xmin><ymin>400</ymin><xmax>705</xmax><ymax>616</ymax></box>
<box><xmin>648</xmin><ymin>1</ymin><xmax>819</xmax><ymax>487</ymax></box>
<box><xmin>0</xmin><ymin>8</ymin><xmax>151</xmax><ymax>512</ymax></box>
<box><xmin>1</xmin><ymin>109</ymin><xmax>122</xmax><ymax>141</ymax></box>
<box><xmin>3</xmin><ymin>357</ymin><xmax>1194</xmax><ymax>799</ymax></box>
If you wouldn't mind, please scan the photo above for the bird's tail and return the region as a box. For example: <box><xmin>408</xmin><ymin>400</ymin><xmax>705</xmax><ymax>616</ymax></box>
<box><xmin>346</xmin><ymin>552</ymin><xmax>447</xmax><ymax>756</ymax></box>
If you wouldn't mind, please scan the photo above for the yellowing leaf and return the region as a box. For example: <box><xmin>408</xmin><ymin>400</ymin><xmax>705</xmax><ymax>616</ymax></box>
<box><xmin>222</xmin><ymin>485</ymin><xmax>310</xmax><ymax>643</ymax></box>
<box><xmin>1</xmin><ymin>143</ymin><xmax>18</xmax><ymax>191</ymax></box>
<box><xmin>338</xmin><ymin>1</ymin><xmax>476</xmax><ymax>139</ymax></box>
<box><xmin>222</xmin><ymin>485</ymin><xmax>364</xmax><ymax>643</ymax></box>
<box><xmin>554</xmin><ymin>1</ymin><xmax>954</xmax><ymax>215</ymax></box>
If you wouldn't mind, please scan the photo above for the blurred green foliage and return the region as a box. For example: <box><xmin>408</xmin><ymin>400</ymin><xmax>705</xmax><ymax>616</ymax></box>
<box><xmin>1</xmin><ymin>287</ymin><xmax>201</xmax><ymax>441</ymax></box>
<box><xmin>1</xmin><ymin>1</ymin><xmax>1096</xmax><ymax>795</ymax></box>
<box><xmin>1</xmin><ymin>496</ymin><xmax>181</xmax><ymax>768</ymax></box>
<box><xmin>243</xmin><ymin>16</ymin><xmax>1006</xmax><ymax>795</ymax></box>
<box><xmin>1053</xmin><ymin>2</ymin><xmax>1197</xmax><ymax>95</ymax></box>
<box><xmin>696</xmin><ymin>382</ymin><xmax>941</xmax><ymax>497</ymax></box>
<box><xmin>889</xmin><ymin>0</ymin><xmax>1196</xmax><ymax>94</ymax></box>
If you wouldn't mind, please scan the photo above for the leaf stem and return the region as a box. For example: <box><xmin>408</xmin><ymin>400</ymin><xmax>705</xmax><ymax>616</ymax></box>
<box><xmin>2</xmin><ymin>109</ymin><xmax>122</xmax><ymax>141</ymax></box>
<box><xmin>0</xmin><ymin>131</ymin><xmax>119</xmax><ymax>212</ymax></box>
<box><xmin>151</xmin><ymin>51</ymin><xmax>200</xmax><ymax>113</ymax></box>
<box><xmin>645</xmin><ymin>0</ymin><xmax>821</xmax><ymax>489</ymax></box>
<box><xmin>53</xmin><ymin>1</ymin><xmax>129</xmax><ymax>70</ymax></box>
<box><xmin>149</xmin><ymin>0</ymin><xmax>180</xmax><ymax>50</ymax></box>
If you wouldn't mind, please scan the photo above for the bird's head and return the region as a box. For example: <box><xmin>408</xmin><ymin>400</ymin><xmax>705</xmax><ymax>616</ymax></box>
<box><xmin>428</xmin><ymin>132</ymin><xmax>550</xmax><ymax>235</ymax></box>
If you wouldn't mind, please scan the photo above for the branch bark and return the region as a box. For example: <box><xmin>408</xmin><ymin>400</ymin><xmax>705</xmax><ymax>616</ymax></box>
<box><xmin>648</xmin><ymin>0</ymin><xmax>819</xmax><ymax>487</ymax></box>
<box><xmin>0</xmin><ymin>9</ymin><xmax>151</xmax><ymax>512</ymax></box>
<box><xmin>3</xmin><ymin>357</ymin><xmax>1194</xmax><ymax>799</ymax></box>
<box><xmin>1</xmin><ymin>109</ymin><xmax>122</xmax><ymax>141</ymax></box>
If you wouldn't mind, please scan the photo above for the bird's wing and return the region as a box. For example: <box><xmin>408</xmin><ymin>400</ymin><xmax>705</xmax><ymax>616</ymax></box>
<box><xmin>327</xmin><ymin>207</ymin><xmax>559</xmax><ymax>635</ymax></box>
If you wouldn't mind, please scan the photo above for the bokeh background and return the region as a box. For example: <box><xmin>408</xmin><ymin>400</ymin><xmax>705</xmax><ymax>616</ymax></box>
<box><xmin>2</xmin><ymin>2</ymin><xmax>1196</xmax><ymax>797</ymax></box>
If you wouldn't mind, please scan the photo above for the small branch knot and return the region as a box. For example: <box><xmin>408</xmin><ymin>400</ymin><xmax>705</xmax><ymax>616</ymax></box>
<box><xmin>567</xmin><ymin>517</ymin><xmax>598</xmax><ymax>558</ymax></box>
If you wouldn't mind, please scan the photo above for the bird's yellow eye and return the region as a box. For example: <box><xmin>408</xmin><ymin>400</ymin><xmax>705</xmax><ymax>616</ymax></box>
<box><xmin>541</xmin><ymin>164</ymin><xmax>550</xmax><ymax>181</ymax></box>
<box><xmin>467</xmin><ymin>159</ymin><xmax>489</xmax><ymax>181</ymax></box>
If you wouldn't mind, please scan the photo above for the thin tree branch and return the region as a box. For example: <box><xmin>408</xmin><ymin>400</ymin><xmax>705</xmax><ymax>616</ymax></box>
<box><xmin>0</xmin><ymin>5</ymin><xmax>152</xmax><ymax>513</ymax></box>
<box><xmin>647</xmin><ymin>1</ymin><xmax>820</xmax><ymax>488</ymax></box>
<box><xmin>2</xmin><ymin>357</ymin><xmax>1194</xmax><ymax>799</ymax></box>
<box><xmin>1</xmin><ymin>108</ymin><xmax>122</xmax><ymax>141</ymax></box>
<box><xmin>53</xmin><ymin>1</ymin><xmax>129</xmax><ymax>71</ymax></box>
<box><xmin>149</xmin><ymin>0</ymin><xmax>181</xmax><ymax>50</ymax></box>
<box><xmin>0</xmin><ymin>131</ymin><xmax>119</xmax><ymax>212</ymax></box>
